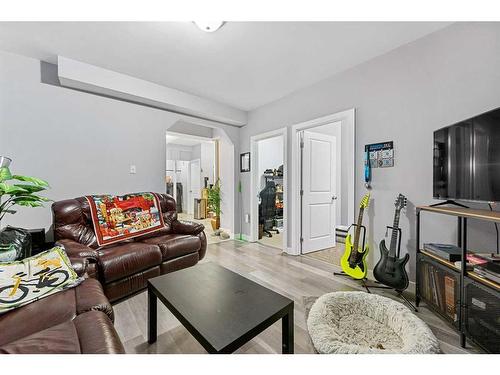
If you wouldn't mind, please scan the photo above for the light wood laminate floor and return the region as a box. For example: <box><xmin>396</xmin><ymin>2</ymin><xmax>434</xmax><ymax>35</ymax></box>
<box><xmin>113</xmin><ymin>240</ymin><xmax>479</xmax><ymax>354</ymax></box>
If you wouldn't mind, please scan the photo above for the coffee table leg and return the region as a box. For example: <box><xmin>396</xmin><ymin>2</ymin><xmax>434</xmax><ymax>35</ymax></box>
<box><xmin>148</xmin><ymin>287</ymin><xmax>157</xmax><ymax>344</ymax></box>
<box><xmin>282</xmin><ymin>306</ymin><xmax>294</xmax><ymax>354</ymax></box>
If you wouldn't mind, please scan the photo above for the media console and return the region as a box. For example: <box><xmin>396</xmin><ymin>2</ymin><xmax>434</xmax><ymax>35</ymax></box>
<box><xmin>416</xmin><ymin>206</ymin><xmax>500</xmax><ymax>353</ymax></box>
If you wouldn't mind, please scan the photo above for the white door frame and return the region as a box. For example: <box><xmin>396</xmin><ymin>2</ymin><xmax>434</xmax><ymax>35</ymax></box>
<box><xmin>250</xmin><ymin>127</ymin><xmax>288</xmax><ymax>251</ymax></box>
<box><xmin>188</xmin><ymin>158</ymin><xmax>201</xmax><ymax>215</ymax></box>
<box><xmin>165</xmin><ymin>127</ymin><xmax>236</xmax><ymax>238</ymax></box>
<box><xmin>291</xmin><ymin>109</ymin><xmax>356</xmax><ymax>256</ymax></box>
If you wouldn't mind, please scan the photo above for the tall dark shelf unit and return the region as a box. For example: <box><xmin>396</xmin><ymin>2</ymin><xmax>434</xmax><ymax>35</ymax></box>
<box><xmin>416</xmin><ymin>206</ymin><xmax>500</xmax><ymax>353</ymax></box>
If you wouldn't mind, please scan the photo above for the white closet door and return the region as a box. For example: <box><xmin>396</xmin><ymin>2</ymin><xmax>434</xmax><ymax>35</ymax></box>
<box><xmin>301</xmin><ymin>131</ymin><xmax>337</xmax><ymax>254</ymax></box>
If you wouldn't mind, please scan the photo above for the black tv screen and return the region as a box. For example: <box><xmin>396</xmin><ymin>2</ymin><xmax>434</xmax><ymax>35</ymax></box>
<box><xmin>433</xmin><ymin>107</ymin><xmax>500</xmax><ymax>202</ymax></box>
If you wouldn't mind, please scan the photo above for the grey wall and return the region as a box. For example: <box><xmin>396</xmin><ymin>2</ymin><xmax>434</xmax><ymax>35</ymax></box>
<box><xmin>257</xmin><ymin>136</ymin><xmax>283</xmax><ymax>189</ymax></box>
<box><xmin>0</xmin><ymin>50</ymin><xmax>239</xmax><ymax>236</ymax></box>
<box><xmin>239</xmin><ymin>22</ymin><xmax>500</xmax><ymax>280</ymax></box>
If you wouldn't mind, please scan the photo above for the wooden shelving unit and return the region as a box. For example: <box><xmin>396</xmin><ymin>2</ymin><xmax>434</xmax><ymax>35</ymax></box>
<box><xmin>419</xmin><ymin>206</ymin><xmax>500</xmax><ymax>223</ymax></box>
<box><xmin>416</xmin><ymin>205</ymin><xmax>500</xmax><ymax>353</ymax></box>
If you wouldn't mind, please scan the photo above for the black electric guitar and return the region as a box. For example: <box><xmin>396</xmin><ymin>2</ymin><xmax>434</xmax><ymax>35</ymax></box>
<box><xmin>373</xmin><ymin>194</ymin><xmax>409</xmax><ymax>291</ymax></box>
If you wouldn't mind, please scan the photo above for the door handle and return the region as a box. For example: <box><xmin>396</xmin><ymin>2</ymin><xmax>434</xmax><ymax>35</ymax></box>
<box><xmin>331</xmin><ymin>195</ymin><xmax>337</xmax><ymax>201</ymax></box>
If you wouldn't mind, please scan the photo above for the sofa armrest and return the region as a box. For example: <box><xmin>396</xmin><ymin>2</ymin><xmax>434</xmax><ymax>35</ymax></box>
<box><xmin>171</xmin><ymin>219</ymin><xmax>205</xmax><ymax>236</ymax></box>
<box><xmin>69</xmin><ymin>257</ymin><xmax>88</xmax><ymax>278</ymax></box>
<box><xmin>57</xmin><ymin>239</ymin><xmax>99</xmax><ymax>262</ymax></box>
<box><xmin>75</xmin><ymin>278</ymin><xmax>114</xmax><ymax>322</ymax></box>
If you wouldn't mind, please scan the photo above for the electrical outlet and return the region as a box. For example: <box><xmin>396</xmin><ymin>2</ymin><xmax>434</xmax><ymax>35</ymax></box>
<box><xmin>130</xmin><ymin>165</ymin><xmax>136</xmax><ymax>174</ymax></box>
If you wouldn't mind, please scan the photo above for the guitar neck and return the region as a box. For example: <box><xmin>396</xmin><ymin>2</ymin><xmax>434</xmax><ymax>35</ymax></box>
<box><xmin>389</xmin><ymin>209</ymin><xmax>401</xmax><ymax>256</ymax></box>
<box><xmin>352</xmin><ymin>207</ymin><xmax>365</xmax><ymax>249</ymax></box>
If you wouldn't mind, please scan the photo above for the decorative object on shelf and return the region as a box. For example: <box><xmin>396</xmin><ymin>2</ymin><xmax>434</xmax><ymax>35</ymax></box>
<box><xmin>207</xmin><ymin>179</ymin><xmax>222</xmax><ymax>230</ymax></box>
<box><xmin>306</xmin><ymin>291</ymin><xmax>440</xmax><ymax>354</ymax></box>
<box><xmin>0</xmin><ymin>158</ymin><xmax>50</xmax><ymax>228</ymax></box>
<box><xmin>339</xmin><ymin>193</ymin><xmax>370</xmax><ymax>279</ymax></box>
<box><xmin>365</xmin><ymin>141</ymin><xmax>394</xmax><ymax>169</ymax></box>
<box><xmin>240</xmin><ymin>152</ymin><xmax>250</xmax><ymax>173</ymax></box>
<box><xmin>373</xmin><ymin>194</ymin><xmax>410</xmax><ymax>291</ymax></box>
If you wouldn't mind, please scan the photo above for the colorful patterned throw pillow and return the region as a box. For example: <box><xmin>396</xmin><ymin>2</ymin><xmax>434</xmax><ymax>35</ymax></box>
<box><xmin>0</xmin><ymin>246</ymin><xmax>82</xmax><ymax>315</ymax></box>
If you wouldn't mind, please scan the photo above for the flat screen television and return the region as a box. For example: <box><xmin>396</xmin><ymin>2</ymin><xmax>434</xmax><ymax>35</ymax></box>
<box><xmin>433</xmin><ymin>107</ymin><xmax>500</xmax><ymax>202</ymax></box>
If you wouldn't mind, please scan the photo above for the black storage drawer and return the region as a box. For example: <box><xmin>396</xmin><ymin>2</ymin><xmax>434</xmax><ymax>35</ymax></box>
<box><xmin>418</xmin><ymin>253</ymin><xmax>460</xmax><ymax>327</ymax></box>
<box><xmin>463</xmin><ymin>277</ymin><xmax>500</xmax><ymax>353</ymax></box>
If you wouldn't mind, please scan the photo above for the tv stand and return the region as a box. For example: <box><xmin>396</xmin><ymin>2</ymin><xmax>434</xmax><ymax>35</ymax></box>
<box><xmin>416</xmin><ymin>205</ymin><xmax>500</xmax><ymax>353</ymax></box>
<box><xmin>430</xmin><ymin>200</ymin><xmax>469</xmax><ymax>208</ymax></box>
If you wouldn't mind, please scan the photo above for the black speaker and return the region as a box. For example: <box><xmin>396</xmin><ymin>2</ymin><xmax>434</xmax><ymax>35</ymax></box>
<box><xmin>464</xmin><ymin>278</ymin><xmax>500</xmax><ymax>353</ymax></box>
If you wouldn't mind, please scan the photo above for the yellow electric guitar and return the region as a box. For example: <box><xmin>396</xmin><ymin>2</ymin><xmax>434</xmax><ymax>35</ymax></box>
<box><xmin>340</xmin><ymin>193</ymin><xmax>371</xmax><ymax>279</ymax></box>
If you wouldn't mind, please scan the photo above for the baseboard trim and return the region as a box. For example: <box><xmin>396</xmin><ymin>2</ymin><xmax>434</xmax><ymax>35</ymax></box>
<box><xmin>234</xmin><ymin>233</ymin><xmax>251</xmax><ymax>242</ymax></box>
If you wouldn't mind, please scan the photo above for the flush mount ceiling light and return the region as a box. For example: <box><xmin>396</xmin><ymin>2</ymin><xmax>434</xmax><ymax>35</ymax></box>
<box><xmin>193</xmin><ymin>21</ymin><xmax>225</xmax><ymax>33</ymax></box>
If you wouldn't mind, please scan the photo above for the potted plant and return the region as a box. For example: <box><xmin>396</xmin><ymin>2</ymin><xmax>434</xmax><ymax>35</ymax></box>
<box><xmin>0</xmin><ymin>159</ymin><xmax>50</xmax><ymax>227</ymax></box>
<box><xmin>207</xmin><ymin>179</ymin><xmax>222</xmax><ymax>230</ymax></box>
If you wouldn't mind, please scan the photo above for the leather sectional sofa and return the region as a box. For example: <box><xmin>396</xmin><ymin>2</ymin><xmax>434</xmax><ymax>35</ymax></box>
<box><xmin>0</xmin><ymin>193</ymin><xmax>206</xmax><ymax>354</ymax></box>
<box><xmin>0</xmin><ymin>264</ymin><xmax>124</xmax><ymax>354</ymax></box>
<box><xmin>52</xmin><ymin>193</ymin><xmax>207</xmax><ymax>302</ymax></box>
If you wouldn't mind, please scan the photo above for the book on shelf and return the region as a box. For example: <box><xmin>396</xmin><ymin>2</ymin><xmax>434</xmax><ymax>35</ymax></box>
<box><xmin>474</xmin><ymin>262</ymin><xmax>500</xmax><ymax>284</ymax></box>
<box><xmin>474</xmin><ymin>253</ymin><xmax>500</xmax><ymax>263</ymax></box>
<box><xmin>423</xmin><ymin>243</ymin><xmax>462</xmax><ymax>262</ymax></box>
<box><xmin>444</xmin><ymin>275</ymin><xmax>457</xmax><ymax>321</ymax></box>
<box><xmin>467</xmin><ymin>253</ymin><xmax>488</xmax><ymax>266</ymax></box>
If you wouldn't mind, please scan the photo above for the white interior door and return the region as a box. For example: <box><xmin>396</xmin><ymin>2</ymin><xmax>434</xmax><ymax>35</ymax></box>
<box><xmin>301</xmin><ymin>131</ymin><xmax>337</xmax><ymax>254</ymax></box>
<box><xmin>188</xmin><ymin>159</ymin><xmax>201</xmax><ymax>215</ymax></box>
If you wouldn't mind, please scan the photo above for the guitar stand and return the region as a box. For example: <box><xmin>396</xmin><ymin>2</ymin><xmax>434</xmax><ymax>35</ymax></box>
<box><xmin>333</xmin><ymin>224</ymin><xmax>366</xmax><ymax>278</ymax></box>
<box><xmin>363</xmin><ymin>225</ymin><xmax>418</xmax><ymax>312</ymax></box>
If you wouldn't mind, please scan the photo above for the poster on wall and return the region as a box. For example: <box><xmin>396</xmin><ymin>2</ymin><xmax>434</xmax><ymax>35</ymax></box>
<box><xmin>365</xmin><ymin>141</ymin><xmax>394</xmax><ymax>168</ymax></box>
<box><xmin>240</xmin><ymin>152</ymin><xmax>250</xmax><ymax>172</ymax></box>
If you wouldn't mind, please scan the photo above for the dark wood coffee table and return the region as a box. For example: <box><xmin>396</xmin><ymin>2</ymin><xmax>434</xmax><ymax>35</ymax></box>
<box><xmin>147</xmin><ymin>262</ymin><xmax>294</xmax><ymax>354</ymax></box>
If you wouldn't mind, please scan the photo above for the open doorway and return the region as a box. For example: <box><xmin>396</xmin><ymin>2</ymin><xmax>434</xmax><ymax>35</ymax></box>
<box><xmin>250</xmin><ymin>128</ymin><xmax>287</xmax><ymax>251</ymax></box>
<box><xmin>165</xmin><ymin>132</ymin><xmax>229</xmax><ymax>245</ymax></box>
<box><xmin>291</xmin><ymin>109</ymin><xmax>355</xmax><ymax>264</ymax></box>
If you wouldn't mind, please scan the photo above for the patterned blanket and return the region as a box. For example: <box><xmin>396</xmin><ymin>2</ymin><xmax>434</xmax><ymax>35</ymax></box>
<box><xmin>0</xmin><ymin>247</ymin><xmax>81</xmax><ymax>314</ymax></box>
<box><xmin>86</xmin><ymin>192</ymin><xmax>165</xmax><ymax>246</ymax></box>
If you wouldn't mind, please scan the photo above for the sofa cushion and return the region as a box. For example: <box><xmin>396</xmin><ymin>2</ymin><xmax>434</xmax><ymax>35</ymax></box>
<box><xmin>0</xmin><ymin>277</ymin><xmax>113</xmax><ymax>346</ymax></box>
<box><xmin>0</xmin><ymin>319</ymin><xmax>81</xmax><ymax>354</ymax></box>
<box><xmin>0</xmin><ymin>311</ymin><xmax>124</xmax><ymax>354</ymax></box>
<box><xmin>98</xmin><ymin>242</ymin><xmax>162</xmax><ymax>283</ymax></box>
<box><xmin>140</xmin><ymin>234</ymin><xmax>201</xmax><ymax>261</ymax></box>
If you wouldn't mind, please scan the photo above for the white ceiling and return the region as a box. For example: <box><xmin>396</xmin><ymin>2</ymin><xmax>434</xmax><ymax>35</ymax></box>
<box><xmin>0</xmin><ymin>22</ymin><xmax>451</xmax><ymax>111</ymax></box>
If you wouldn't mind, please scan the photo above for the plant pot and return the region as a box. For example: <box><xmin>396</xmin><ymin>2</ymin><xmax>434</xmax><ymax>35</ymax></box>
<box><xmin>211</xmin><ymin>216</ymin><xmax>220</xmax><ymax>231</ymax></box>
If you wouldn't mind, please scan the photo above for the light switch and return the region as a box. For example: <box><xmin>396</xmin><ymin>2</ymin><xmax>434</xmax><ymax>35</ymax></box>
<box><xmin>130</xmin><ymin>165</ymin><xmax>137</xmax><ymax>174</ymax></box>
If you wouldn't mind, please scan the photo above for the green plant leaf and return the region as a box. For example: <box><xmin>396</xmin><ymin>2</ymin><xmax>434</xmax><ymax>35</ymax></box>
<box><xmin>16</xmin><ymin>200</ymin><xmax>44</xmax><ymax>207</ymax></box>
<box><xmin>12</xmin><ymin>194</ymin><xmax>50</xmax><ymax>203</ymax></box>
<box><xmin>12</xmin><ymin>175</ymin><xmax>49</xmax><ymax>187</ymax></box>
<box><xmin>0</xmin><ymin>183</ymin><xmax>28</xmax><ymax>195</ymax></box>
<box><xmin>13</xmin><ymin>183</ymin><xmax>47</xmax><ymax>193</ymax></box>
<box><xmin>0</xmin><ymin>167</ymin><xmax>12</xmax><ymax>182</ymax></box>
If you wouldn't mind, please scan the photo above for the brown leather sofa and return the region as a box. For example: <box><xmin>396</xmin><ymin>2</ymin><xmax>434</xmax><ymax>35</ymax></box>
<box><xmin>0</xmin><ymin>265</ymin><xmax>124</xmax><ymax>354</ymax></box>
<box><xmin>52</xmin><ymin>193</ymin><xmax>207</xmax><ymax>303</ymax></box>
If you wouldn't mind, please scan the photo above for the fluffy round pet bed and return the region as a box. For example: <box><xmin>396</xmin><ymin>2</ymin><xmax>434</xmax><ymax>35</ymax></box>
<box><xmin>307</xmin><ymin>291</ymin><xmax>440</xmax><ymax>354</ymax></box>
